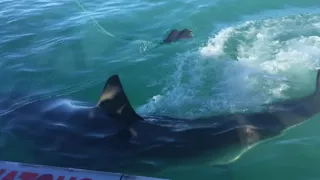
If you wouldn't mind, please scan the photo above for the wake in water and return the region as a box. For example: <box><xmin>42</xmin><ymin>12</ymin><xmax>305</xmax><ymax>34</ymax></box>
<box><xmin>139</xmin><ymin>13</ymin><xmax>320</xmax><ymax>119</ymax></box>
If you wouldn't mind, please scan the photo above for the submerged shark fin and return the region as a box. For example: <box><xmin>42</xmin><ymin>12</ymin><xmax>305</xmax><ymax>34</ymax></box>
<box><xmin>162</xmin><ymin>28</ymin><xmax>193</xmax><ymax>44</ymax></box>
<box><xmin>162</xmin><ymin>29</ymin><xmax>179</xmax><ymax>43</ymax></box>
<box><xmin>177</xmin><ymin>28</ymin><xmax>193</xmax><ymax>39</ymax></box>
<box><xmin>97</xmin><ymin>75</ymin><xmax>143</xmax><ymax>128</ymax></box>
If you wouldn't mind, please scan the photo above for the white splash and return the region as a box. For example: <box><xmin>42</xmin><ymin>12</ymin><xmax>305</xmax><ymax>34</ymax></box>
<box><xmin>199</xmin><ymin>27</ymin><xmax>235</xmax><ymax>57</ymax></box>
<box><xmin>139</xmin><ymin>13</ymin><xmax>320</xmax><ymax>118</ymax></box>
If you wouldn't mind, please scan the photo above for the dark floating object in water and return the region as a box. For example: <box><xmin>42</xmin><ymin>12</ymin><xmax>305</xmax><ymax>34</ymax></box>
<box><xmin>161</xmin><ymin>28</ymin><xmax>193</xmax><ymax>44</ymax></box>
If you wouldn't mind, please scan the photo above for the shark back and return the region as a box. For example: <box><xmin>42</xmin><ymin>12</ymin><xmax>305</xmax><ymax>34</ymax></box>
<box><xmin>263</xmin><ymin>70</ymin><xmax>320</xmax><ymax>128</ymax></box>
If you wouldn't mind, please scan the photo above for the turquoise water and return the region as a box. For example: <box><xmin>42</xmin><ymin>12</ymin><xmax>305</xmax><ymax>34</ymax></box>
<box><xmin>1</xmin><ymin>0</ymin><xmax>320</xmax><ymax>179</ymax></box>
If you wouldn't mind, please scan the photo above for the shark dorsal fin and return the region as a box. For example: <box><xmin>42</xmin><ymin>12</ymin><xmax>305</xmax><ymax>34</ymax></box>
<box><xmin>97</xmin><ymin>75</ymin><xmax>143</xmax><ymax>126</ymax></box>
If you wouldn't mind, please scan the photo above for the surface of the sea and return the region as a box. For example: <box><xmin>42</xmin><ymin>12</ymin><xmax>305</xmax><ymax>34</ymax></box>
<box><xmin>1</xmin><ymin>0</ymin><xmax>320</xmax><ymax>179</ymax></box>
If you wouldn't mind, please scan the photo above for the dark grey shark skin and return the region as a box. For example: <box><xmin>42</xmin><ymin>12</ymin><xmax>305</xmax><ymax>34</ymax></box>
<box><xmin>1</xmin><ymin>70</ymin><xmax>320</xmax><ymax>174</ymax></box>
<box><xmin>162</xmin><ymin>28</ymin><xmax>193</xmax><ymax>44</ymax></box>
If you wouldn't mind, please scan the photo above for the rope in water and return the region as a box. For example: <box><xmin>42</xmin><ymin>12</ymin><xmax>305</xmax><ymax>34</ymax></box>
<box><xmin>72</xmin><ymin>0</ymin><xmax>162</xmax><ymax>59</ymax></box>
<box><xmin>73</xmin><ymin>0</ymin><xmax>116</xmax><ymax>38</ymax></box>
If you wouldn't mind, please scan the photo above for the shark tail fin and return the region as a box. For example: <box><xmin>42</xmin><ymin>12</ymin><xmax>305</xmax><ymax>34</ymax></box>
<box><xmin>97</xmin><ymin>75</ymin><xmax>143</xmax><ymax>138</ymax></box>
<box><xmin>178</xmin><ymin>28</ymin><xmax>193</xmax><ymax>39</ymax></box>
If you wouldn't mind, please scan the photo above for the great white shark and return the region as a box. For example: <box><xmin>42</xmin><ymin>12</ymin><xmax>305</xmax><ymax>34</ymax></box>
<box><xmin>1</xmin><ymin>70</ymin><xmax>320</xmax><ymax>174</ymax></box>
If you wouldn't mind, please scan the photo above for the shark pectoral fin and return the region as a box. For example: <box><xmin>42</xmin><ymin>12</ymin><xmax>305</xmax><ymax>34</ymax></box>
<box><xmin>97</xmin><ymin>75</ymin><xmax>144</xmax><ymax>125</ymax></box>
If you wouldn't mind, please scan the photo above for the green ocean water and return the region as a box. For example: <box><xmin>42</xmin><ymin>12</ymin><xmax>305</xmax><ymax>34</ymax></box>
<box><xmin>1</xmin><ymin>0</ymin><xmax>320</xmax><ymax>179</ymax></box>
